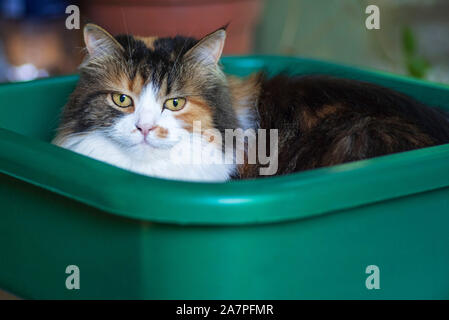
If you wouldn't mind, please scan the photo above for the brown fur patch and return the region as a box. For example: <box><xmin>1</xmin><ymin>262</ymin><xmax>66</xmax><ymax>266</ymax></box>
<box><xmin>175</xmin><ymin>97</ymin><xmax>214</xmax><ymax>132</ymax></box>
<box><xmin>128</xmin><ymin>73</ymin><xmax>145</xmax><ymax>95</ymax></box>
<box><xmin>135</xmin><ymin>36</ymin><xmax>158</xmax><ymax>50</ymax></box>
<box><xmin>316</xmin><ymin>104</ymin><xmax>341</xmax><ymax>118</ymax></box>
<box><xmin>202</xmin><ymin>128</ymin><xmax>223</xmax><ymax>148</ymax></box>
<box><xmin>228</xmin><ymin>74</ymin><xmax>261</xmax><ymax>127</ymax></box>
<box><xmin>300</xmin><ymin>109</ymin><xmax>319</xmax><ymax>130</ymax></box>
<box><xmin>301</xmin><ymin>104</ymin><xmax>343</xmax><ymax>131</ymax></box>
<box><xmin>155</xmin><ymin>126</ymin><xmax>168</xmax><ymax>139</ymax></box>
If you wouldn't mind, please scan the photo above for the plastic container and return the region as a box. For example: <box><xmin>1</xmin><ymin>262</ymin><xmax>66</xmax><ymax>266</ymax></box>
<box><xmin>1</xmin><ymin>56</ymin><xmax>449</xmax><ymax>299</ymax></box>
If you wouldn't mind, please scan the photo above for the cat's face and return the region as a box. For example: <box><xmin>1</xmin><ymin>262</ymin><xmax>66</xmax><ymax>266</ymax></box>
<box><xmin>58</xmin><ymin>24</ymin><xmax>238</xmax><ymax>161</ymax></box>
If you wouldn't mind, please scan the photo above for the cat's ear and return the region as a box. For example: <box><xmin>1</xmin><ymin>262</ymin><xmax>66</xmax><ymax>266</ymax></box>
<box><xmin>184</xmin><ymin>28</ymin><xmax>226</xmax><ymax>65</ymax></box>
<box><xmin>83</xmin><ymin>23</ymin><xmax>124</xmax><ymax>58</ymax></box>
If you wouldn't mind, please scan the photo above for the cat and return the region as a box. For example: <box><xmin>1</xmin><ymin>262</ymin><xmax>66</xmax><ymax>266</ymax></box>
<box><xmin>53</xmin><ymin>23</ymin><xmax>449</xmax><ymax>182</ymax></box>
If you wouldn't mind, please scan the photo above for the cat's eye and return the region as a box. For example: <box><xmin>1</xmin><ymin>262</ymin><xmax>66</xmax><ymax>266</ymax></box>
<box><xmin>112</xmin><ymin>93</ymin><xmax>133</xmax><ymax>108</ymax></box>
<box><xmin>164</xmin><ymin>98</ymin><xmax>186</xmax><ymax>111</ymax></box>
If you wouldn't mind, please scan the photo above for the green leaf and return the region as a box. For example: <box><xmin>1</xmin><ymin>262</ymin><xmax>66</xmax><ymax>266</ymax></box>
<box><xmin>406</xmin><ymin>56</ymin><xmax>430</xmax><ymax>79</ymax></box>
<box><xmin>402</xmin><ymin>26</ymin><xmax>416</xmax><ymax>57</ymax></box>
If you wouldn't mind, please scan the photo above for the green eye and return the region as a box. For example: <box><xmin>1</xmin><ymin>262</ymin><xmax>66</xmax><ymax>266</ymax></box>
<box><xmin>112</xmin><ymin>93</ymin><xmax>133</xmax><ymax>108</ymax></box>
<box><xmin>164</xmin><ymin>97</ymin><xmax>186</xmax><ymax>111</ymax></box>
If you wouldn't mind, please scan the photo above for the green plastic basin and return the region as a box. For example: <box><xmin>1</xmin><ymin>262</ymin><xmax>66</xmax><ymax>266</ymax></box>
<box><xmin>0</xmin><ymin>56</ymin><xmax>449</xmax><ymax>299</ymax></box>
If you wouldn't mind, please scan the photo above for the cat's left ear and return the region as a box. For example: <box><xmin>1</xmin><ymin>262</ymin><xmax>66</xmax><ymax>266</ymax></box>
<box><xmin>184</xmin><ymin>28</ymin><xmax>226</xmax><ymax>65</ymax></box>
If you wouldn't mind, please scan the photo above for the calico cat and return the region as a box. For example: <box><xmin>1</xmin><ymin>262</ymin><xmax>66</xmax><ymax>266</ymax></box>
<box><xmin>53</xmin><ymin>23</ymin><xmax>449</xmax><ymax>182</ymax></box>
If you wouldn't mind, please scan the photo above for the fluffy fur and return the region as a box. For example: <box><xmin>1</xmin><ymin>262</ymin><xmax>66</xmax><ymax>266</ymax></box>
<box><xmin>54</xmin><ymin>24</ymin><xmax>239</xmax><ymax>182</ymax></box>
<box><xmin>237</xmin><ymin>74</ymin><xmax>449</xmax><ymax>178</ymax></box>
<box><xmin>54</xmin><ymin>24</ymin><xmax>449</xmax><ymax>182</ymax></box>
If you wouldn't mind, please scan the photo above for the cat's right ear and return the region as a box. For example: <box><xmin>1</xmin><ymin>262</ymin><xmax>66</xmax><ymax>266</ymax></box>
<box><xmin>83</xmin><ymin>23</ymin><xmax>124</xmax><ymax>58</ymax></box>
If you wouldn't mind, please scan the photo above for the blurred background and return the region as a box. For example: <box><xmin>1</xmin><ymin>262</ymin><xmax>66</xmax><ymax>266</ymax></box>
<box><xmin>0</xmin><ymin>0</ymin><xmax>448</xmax><ymax>83</ymax></box>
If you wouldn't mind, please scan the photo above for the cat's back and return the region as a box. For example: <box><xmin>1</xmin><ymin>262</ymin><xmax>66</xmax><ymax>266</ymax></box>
<box><xmin>258</xmin><ymin>74</ymin><xmax>448</xmax><ymax>140</ymax></box>
<box><xmin>241</xmin><ymin>74</ymin><xmax>449</xmax><ymax>177</ymax></box>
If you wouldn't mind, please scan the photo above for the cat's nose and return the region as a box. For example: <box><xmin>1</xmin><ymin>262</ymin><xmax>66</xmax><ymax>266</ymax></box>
<box><xmin>135</xmin><ymin>123</ymin><xmax>156</xmax><ymax>137</ymax></box>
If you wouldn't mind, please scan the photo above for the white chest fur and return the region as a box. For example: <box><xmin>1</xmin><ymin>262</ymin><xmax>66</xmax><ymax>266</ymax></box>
<box><xmin>54</xmin><ymin>131</ymin><xmax>235</xmax><ymax>182</ymax></box>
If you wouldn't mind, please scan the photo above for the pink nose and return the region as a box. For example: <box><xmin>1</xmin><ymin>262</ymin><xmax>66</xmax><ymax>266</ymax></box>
<box><xmin>136</xmin><ymin>123</ymin><xmax>156</xmax><ymax>137</ymax></box>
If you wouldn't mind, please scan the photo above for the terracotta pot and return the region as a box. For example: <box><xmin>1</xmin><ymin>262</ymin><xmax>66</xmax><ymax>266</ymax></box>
<box><xmin>83</xmin><ymin>0</ymin><xmax>263</xmax><ymax>54</ymax></box>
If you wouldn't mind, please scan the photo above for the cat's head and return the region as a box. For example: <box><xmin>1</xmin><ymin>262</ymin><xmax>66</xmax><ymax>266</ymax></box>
<box><xmin>57</xmin><ymin>23</ymin><xmax>239</xmax><ymax>158</ymax></box>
